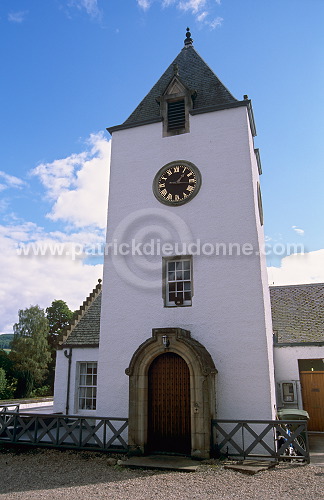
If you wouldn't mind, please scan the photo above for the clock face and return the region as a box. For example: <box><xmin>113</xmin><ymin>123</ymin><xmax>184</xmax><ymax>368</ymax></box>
<box><xmin>153</xmin><ymin>161</ymin><xmax>201</xmax><ymax>206</ymax></box>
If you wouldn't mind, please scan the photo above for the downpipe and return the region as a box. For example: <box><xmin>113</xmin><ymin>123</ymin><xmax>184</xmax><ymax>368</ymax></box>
<box><xmin>64</xmin><ymin>348</ymin><xmax>72</xmax><ymax>415</ymax></box>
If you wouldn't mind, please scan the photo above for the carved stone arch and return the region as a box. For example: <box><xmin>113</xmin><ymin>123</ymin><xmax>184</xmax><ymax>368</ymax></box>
<box><xmin>126</xmin><ymin>328</ymin><xmax>217</xmax><ymax>458</ymax></box>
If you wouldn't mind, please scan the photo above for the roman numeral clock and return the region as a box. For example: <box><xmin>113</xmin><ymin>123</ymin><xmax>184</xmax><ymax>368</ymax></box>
<box><xmin>153</xmin><ymin>160</ymin><xmax>202</xmax><ymax>205</ymax></box>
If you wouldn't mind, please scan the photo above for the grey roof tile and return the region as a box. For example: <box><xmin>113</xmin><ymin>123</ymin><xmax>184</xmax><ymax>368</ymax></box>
<box><xmin>60</xmin><ymin>283</ymin><xmax>102</xmax><ymax>348</ymax></box>
<box><xmin>109</xmin><ymin>45</ymin><xmax>238</xmax><ymax>131</ymax></box>
<box><xmin>270</xmin><ymin>283</ymin><xmax>324</xmax><ymax>344</ymax></box>
<box><xmin>63</xmin><ymin>293</ymin><xmax>101</xmax><ymax>346</ymax></box>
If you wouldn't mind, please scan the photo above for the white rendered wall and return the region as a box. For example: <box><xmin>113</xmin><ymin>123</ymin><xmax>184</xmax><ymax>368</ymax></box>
<box><xmin>97</xmin><ymin>106</ymin><xmax>276</xmax><ymax>421</ymax></box>
<box><xmin>274</xmin><ymin>345</ymin><xmax>324</xmax><ymax>381</ymax></box>
<box><xmin>53</xmin><ymin>347</ymin><xmax>99</xmax><ymax>415</ymax></box>
<box><xmin>274</xmin><ymin>345</ymin><xmax>324</xmax><ymax>409</ymax></box>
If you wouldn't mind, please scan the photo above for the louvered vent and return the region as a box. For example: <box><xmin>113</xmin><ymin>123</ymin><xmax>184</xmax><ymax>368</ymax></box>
<box><xmin>167</xmin><ymin>100</ymin><xmax>185</xmax><ymax>130</ymax></box>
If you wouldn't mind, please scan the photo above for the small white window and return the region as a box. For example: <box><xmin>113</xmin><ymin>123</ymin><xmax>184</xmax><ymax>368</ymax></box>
<box><xmin>164</xmin><ymin>256</ymin><xmax>192</xmax><ymax>307</ymax></box>
<box><xmin>78</xmin><ymin>362</ymin><xmax>97</xmax><ymax>410</ymax></box>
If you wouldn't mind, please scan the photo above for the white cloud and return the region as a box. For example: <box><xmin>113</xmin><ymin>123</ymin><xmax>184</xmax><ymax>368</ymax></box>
<box><xmin>31</xmin><ymin>132</ymin><xmax>110</xmax><ymax>229</ymax></box>
<box><xmin>0</xmin><ymin>220</ymin><xmax>106</xmax><ymax>334</ymax></box>
<box><xmin>137</xmin><ymin>0</ymin><xmax>152</xmax><ymax>10</ymax></box>
<box><xmin>178</xmin><ymin>0</ymin><xmax>206</xmax><ymax>14</ymax></box>
<box><xmin>208</xmin><ymin>16</ymin><xmax>223</xmax><ymax>29</ymax></box>
<box><xmin>0</xmin><ymin>222</ymin><xmax>45</xmax><ymax>243</ymax></box>
<box><xmin>157</xmin><ymin>0</ymin><xmax>223</xmax><ymax>29</ymax></box>
<box><xmin>162</xmin><ymin>0</ymin><xmax>177</xmax><ymax>6</ymax></box>
<box><xmin>8</xmin><ymin>11</ymin><xmax>27</xmax><ymax>23</ymax></box>
<box><xmin>68</xmin><ymin>0</ymin><xmax>101</xmax><ymax>18</ymax></box>
<box><xmin>0</xmin><ymin>225</ymin><xmax>103</xmax><ymax>334</ymax></box>
<box><xmin>137</xmin><ymin>0</ymin><xmax>223</xmax><ymax>28</ymax></box>
<box><xmin>197</xmin><ymin>11</ymin><xmax>208</xmax><ymax>22</ymax></box>
<box><xmin>0</xmin><ymin>171</ymin><xmax>25</xmax><ymax>190</ymax></box>
<box><xmin>268</xmin><ymin>249</ymin><xmax>324</xmax><ymax>286</ymax></box>
<box><xmin>292</xmin><ymin>225</ymin><xmax>305</xmax><ymax>236</ymax></box>
<box><xmin>0</xmin><ymin>133</ymin><xmax>110</xmax><ymax>334</ymax></box>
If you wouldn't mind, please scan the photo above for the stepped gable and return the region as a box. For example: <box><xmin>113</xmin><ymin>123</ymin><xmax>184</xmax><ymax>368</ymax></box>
<box><xmin>59</xmin><ymin>280</ymin><xmax>102</xmax><ymax>348</ymax></box>
<box><xmin>270</xmin><ymin>283</ymin><xmax>324</xmax><ymax>344</ymax></box>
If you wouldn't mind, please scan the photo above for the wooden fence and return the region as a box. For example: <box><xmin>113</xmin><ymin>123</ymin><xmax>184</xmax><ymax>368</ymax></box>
<box><xmin>0</xmin><ymin>409</ymin><xmax>128</xmax><ymax>452</ymax></box>
<box><xmin>0</xmin><ymin>406</ymin><xmax>309</xmax><ymax>462</ymax></box>
<box><xmin>212</xmin><ymin>419</ymin><xmax>309</xmax><ymax>463</ymax></box>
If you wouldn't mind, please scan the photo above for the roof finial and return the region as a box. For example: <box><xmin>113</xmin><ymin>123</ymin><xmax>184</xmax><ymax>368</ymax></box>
<box><xmin>184</xmin><ymin>27</ymin><xmax>193</xmax><ymax>47</ymax></box>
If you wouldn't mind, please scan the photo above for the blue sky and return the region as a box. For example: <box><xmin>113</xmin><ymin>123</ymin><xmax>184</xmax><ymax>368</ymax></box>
<box><xmin>1</xmin><ymin>0</ymin><xmax>324</xmax><ymax>334</ymax></box>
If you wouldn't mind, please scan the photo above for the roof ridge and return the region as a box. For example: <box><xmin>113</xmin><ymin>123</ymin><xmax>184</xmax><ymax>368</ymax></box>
<box><xmin>60</xmin><ymin>279</ymin><xmax>102</xmax><ymax>345</ymax></box>
<box><xmin>270</xmin><ymin>282</ymin><xmax>324</xmax><ymax>289</ymax></box>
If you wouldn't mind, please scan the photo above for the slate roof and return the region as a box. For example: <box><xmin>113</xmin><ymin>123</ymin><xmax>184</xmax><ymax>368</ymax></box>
<box><xmin>270</xmin><ymin>283</ymin><xmax>324</xmax><ymax>345</ymax></box>
<box><xmin>108</xmin><ymin>43</ymin><xmax>242</xmax><ymax>133</ymax></box>
<box><xmin>60</xmin><ymin>282</ymin><xmax>102</xmax><ymax>348</ymax></box>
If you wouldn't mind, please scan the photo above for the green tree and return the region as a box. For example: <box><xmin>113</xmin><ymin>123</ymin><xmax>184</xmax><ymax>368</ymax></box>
<box><xmin>46</xmin><ymin>300</ymin><xmax>73</xmax><ymax>351</ymax></box>
<box><xmin>0</xmin><ymin>334</ymin><xmax>14</xmax><ymax>350</ymax></box>
<box><xmin>0</xmin><ymin>350</ymin><xmax>17</xmax><ymax>399</ymax></box>
<box><xmin>46</xmin><ymin>300</ymin><xmax>73</xmax><ymax>390</ymax></box>
<box><xmin>0</xmin><ymin>349</ymin><xmax>13</xmax><ymax>374</ymax></box>
<box><xmin>10</xmin><ymin>305</ymin><xmax>51</xmax><ymax>398</ymax></box>
<box><xmin>0</xmin><ymin>368</ymin><xmax>6</xmax><ymax>397</ymax></box>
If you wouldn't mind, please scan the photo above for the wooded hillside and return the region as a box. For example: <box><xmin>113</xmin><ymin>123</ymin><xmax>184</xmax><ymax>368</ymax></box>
<box><xmin>0</xmin><ymin>334</ymin><xmax>13</xmax><ymax>350</ymax></box>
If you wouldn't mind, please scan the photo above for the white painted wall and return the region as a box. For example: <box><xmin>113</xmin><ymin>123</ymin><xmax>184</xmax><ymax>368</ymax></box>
<box><xmin>274</xmin><ymin>345</ymin><xmax>324</xmax><ymax>410</ymax></box>
<box><xmin>97</xmin><ymin>105</ymin><xmax>276</xmax><ymax>421</ymax></box>
<box><xmin>53</xmin><ymin>347</ymin><xmax>98</xmax><ymax>415</ymax></box>
<box><xmin>274</xmin><ymin>345</ymin><xmax>324</xmax><ymax>381</ymax></box>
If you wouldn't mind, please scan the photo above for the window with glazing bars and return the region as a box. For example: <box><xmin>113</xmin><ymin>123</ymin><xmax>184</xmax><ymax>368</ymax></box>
<box><xmin>166</xmin><ymin>258</ymin><xmax>192</xmax><ymax>306</ymax></box>
<box><xmin>167</xmin><ymin>100</ymin><xmax>185</xmax><ymax>130</ymax></box>
<box><xmin>78</xmin><ymin>362</ymin><xmax>97</xmax><ymax>410</ymax></box>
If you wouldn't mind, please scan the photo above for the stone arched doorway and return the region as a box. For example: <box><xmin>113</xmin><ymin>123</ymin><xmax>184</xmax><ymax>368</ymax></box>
<box><xmin>126</xmin><ymin>328</ymin><xmax>217</xmax><ymax>458</ymax></box>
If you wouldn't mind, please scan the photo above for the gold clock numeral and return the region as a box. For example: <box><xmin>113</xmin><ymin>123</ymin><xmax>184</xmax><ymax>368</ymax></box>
<box><xmin>183</xmin><ymin>192</ymin><xmax>188</xmax><ymax>198</ymax></box>
<box><xmin>159</xmin><ymin>183</ymin><xmax>165</xmax><ymax>188</ymax></box>
<box><xmin>173</xmin><ymin>166</ymin><xmax>180</xmax><ymax>173</ymax></box>
<box><xmin>166</xmin><ymin>193</ymin><xmax>172</xmax><ymax>201</ymax></box>
<box><xmin>161</xmin><ymin>176</ymin><xmax>167</xmax><ymax>181</ymax></box>
<box><xmin>160</xmin><ymin>188</ymin><xmax>167</xmax><ymax>197</ymax></box>
<box><xmin>175</xmin><ymin>195</ymin><xmax>180</xmax><ymax>202</ymax></box>
<box><xmin>182</xmin><ymin>166</ymin><xmax>187</xmax><ymax>173</ymax></box>
<box><xmin>189</xmin><ymin>178</ymin><xmax>196</xmax><ymax>183</ymax></box>
<box><xmin>187</xmin><ymin>171</ymin><xmax>193</xmax><ymax>177</ymax></box>
<box><xmin>166</xmin><ymin>169</ymin><xmax>173</xmax><ymax>176</ymax></box>
<box><xmin>187</xmin><ymin>185</ymin><xmax>195</xmax><ymax>192</ymax></box>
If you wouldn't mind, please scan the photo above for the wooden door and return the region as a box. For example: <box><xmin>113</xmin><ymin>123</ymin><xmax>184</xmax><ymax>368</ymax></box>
<box><xmin>148</xmin><ymin>353</ymin><xmax>191</xmax><ymax>454</ymax></box>
<box><xmin>300</xmin><ymin>371</ymin><xmax>324</xmax><ymax>431</ymax></box>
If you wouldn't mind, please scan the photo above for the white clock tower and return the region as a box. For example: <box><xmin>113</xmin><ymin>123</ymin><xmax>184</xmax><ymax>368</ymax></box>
<box><xmin>96</xmin><ymin>29</ymin><xmax>276</xmax><ymax>458</ymax></box>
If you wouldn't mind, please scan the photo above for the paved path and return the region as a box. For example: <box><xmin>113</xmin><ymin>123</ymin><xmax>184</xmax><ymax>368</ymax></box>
<box><xmin>19</xmin><ymin>404</ymin><xmax>54</xmax><ymax>414</ymax></box>
<box><xmin>309</xmin><ymin>433</ymin><xmax>324</xmax><ymax>466</ymax></box>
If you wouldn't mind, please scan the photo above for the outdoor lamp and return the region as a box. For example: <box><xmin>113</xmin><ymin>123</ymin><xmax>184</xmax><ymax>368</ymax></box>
<box><xmin>162</xmin><ymin>335</ymin><xmax>170</xmax><ymax>348</ymax></box>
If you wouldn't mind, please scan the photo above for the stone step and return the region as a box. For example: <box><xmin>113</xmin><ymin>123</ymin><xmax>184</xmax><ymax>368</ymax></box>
<box><xmin>224</xmin><ymin>460</ymin><xmax>277</xmax><ymax>475</ymax></box>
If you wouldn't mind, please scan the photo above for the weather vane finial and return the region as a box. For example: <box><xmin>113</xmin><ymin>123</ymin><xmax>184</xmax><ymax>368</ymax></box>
<box><xmin>184</xmin><ymin>27</ymin><xmax>193</xmax><ymax>47</ymax></box>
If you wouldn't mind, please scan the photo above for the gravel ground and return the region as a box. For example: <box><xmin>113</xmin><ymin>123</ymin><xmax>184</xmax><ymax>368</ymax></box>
<box><xmin>0</xmin><ymin>448</ymin><xmax>323</xmax><ymax>500</ymax></box>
